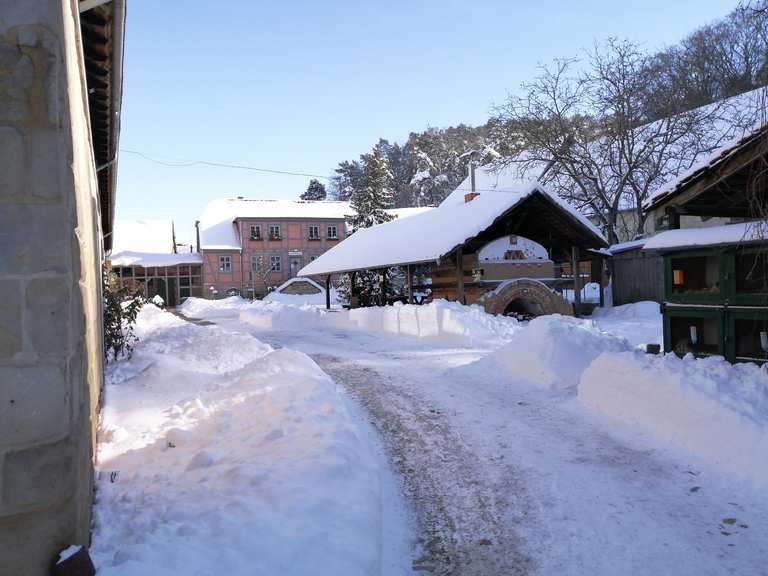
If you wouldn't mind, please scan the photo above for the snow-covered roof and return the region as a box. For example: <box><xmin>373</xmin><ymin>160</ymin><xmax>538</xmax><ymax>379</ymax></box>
<box><xmin>199</xmin><ymin>199</ymin><xmax>436</xmax><ymax>251</ymax></box>
<box><xmin>607</xmin><ymin>238</ymin><xmax>648</xmax><ymax>255</ymax></box>
<box><xmin>646</xmin><ymin>119</ymin><xmax>768</xmax><ymax>211</ymax></box>
<box><xmin>198</xmin><ymin>199</ymin><xmax>352</xmax><ymax>250</ymax></box>
<box><xmin>299</xmin><ymin>180</ymin><xmax>605</xmax><ymax>276</ymax></box>
<box><xmin>643</xmin><ymin>221</ymin><xmax>766</xmax><ymax>251</ymax></box>
<box><xmin>112</xmin><ymin>219</ymin><xmax>175</xmax><ymax>254</ymax></box>
<box><xmin>110</xmin><ymin>251</ymin><xmax>203</xmax><ymax>267</ymax></box>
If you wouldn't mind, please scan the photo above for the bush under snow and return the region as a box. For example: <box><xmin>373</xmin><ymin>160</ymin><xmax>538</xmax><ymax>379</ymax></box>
<box><xmin>579</xmin><ymin>352</ymin><xmax>768</xmax><ymax>485</ymax></box>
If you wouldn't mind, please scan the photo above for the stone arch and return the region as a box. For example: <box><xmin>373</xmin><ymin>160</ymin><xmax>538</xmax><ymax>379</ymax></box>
<box><xmin>480</xmin><ymin>278</ymin><xmax>573</xmax><ymax>318</ymax></box>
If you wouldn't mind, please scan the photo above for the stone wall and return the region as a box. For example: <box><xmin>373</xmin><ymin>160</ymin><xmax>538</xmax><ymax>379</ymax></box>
<box><xmin>0</xmin><ymin>1</ymin><xmax>103</xmax><ymax>574</ymax></box>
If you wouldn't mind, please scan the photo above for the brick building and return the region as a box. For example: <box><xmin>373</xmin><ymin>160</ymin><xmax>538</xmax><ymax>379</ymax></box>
<box><xmin>198</xmin><ymin>199</ymin><xmax>351</xmax><ymax>298</ymax></box>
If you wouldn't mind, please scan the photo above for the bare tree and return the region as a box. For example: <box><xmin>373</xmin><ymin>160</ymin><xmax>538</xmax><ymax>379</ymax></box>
<box><xmin>493</xmin><ymin>39</ymin><xmax>760</xmax><ymax>244</ymax></box>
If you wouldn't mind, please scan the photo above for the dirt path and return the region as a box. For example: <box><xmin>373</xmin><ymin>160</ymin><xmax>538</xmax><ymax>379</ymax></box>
<box><xmin>314</xmin><ymin>354</ymin><xmax>533</xmax><ymax>576</ymax></box>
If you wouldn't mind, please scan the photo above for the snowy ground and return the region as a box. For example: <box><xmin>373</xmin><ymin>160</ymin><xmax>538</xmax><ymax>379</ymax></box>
<box><xmin>95</xmin><ymin>298</ymin><xmax>768</xmax><ymax>575</ymax></box>
<box><xmin>91</xmin><ymin>305</ymin><xmax>412</xmax><ymax>575</ymax></box>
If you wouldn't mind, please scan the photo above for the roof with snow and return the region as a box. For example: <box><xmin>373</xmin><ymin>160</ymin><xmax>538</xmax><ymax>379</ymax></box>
<box><xmin>199</xmin><ymin>199</ymin><xmax>351</xmax><ymax>250</ymax></box>
<box><xmin>110</xmin><ymin>219</ymin><xmax>202</xmax><ymax>267</ymax></box>
<box><xmin>299</xmin><ymin>180</ymin><xmax>607</xmax><ymax>277</ymax></box>
<box><xmin>607</xmin><ymin>238</ymin><xmax>648</xmax><ymax>255</ymax></box>
<box><xmin>643</xmin><ymin>221</ymin><xmax>766</xmax><ymax>252</ymax></box>
<box><xmin>646</xmin><ymin>120</ymin><xmax>768</xmax><ymax>216</ymax></box>
<box><xmin>198</xmin><ymin>199</ymin><xmax>436</xmax><ymax>250</ymax></box>
<box><xmin>112</xmin><ymin>219</ymin><xmax>176</xmax><ymax>254</ymax></box>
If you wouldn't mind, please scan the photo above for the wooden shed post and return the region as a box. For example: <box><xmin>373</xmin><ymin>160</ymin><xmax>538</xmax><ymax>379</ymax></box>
<box><xmin>349</xmin><ymin>271</ymin><xmax>357</xmax><ymax>308</ymax></box>
<box><xmin>571</xmin><ymin>246</ymin><xmax>581</xmax><ymax>314</ymax></box>
<box><xmin>381</xmin><ymin>269</ymin><xmax>387</xmax><ymax>306</ymax></box>
<box><xmin>325</xmin><ymin>274</ymin><xmax>331</xmax><ymax>310</ymax></box>
<box><xmin>406</xmin><ymin>265</ymin><xmax>414</xmax><ymax>304</ymax></box>
<box><xmin>456</xmin><ymin>247</ymin><xmax>465</xmax><ymax>304</ymax></box>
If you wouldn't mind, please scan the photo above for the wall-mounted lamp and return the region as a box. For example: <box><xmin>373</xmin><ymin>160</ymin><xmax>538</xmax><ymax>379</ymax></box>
<box><xmin>760</xmin><ymin>330</ymin><xmax>768</xmax><ymax>353</ymax></box>
<box><xmin>689</xmin><ymin>325</ymin><xmax>698</xmax><ymax>346</ymax></box>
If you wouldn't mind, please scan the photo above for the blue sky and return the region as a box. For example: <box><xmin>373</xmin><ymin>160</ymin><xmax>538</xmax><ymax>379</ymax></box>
<box><xmin>116</xmin><ymin>0</ymin><xmax>737</xmax><ymax>244</ymax></box>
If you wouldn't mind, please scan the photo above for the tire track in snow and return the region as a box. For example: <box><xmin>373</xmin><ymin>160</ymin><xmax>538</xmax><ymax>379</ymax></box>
<box><xmin>313</xmin><ymin>354</ymin><xmax>533</xmax><ymax>576</ymax></box>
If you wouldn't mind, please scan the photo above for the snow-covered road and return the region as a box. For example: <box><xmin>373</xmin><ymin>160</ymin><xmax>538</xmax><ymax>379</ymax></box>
<box><xmin>218</xmin><ymin>319</ymin><xmax>768</xmax><ymax>576</ymax></box>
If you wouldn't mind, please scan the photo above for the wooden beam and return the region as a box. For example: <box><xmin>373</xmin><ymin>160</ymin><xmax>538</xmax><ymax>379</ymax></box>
<box><xmin>406</xmin><ymin>265</ymin><xmax>414</xmax><ymax>304</ymax></box>
<box><xmin>380</xmin><ymin>269</ymin><xmax>387</xmax><ymax>306</ymax></box>
<box><xmin>571</xmin><ymin>246</ymin><xmax>581</xmax><ymax>316</ymax></box>
<box><xmin>456</xmin><ymin>247</ymin><xmax>465</xmax><ymax>304</ymax></box>
<box><xmin>325</xmin><ymin>275</ymin><xmax>331</xmax><ymax>310</ymax></box>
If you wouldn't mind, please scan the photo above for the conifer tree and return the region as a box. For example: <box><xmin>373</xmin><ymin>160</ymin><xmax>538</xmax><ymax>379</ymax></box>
<box><xmin>347</xmin><ymin>147</ymin><xmax>394</xmax><ymax>229</ymax></box>
<box><xmin>301</xmin><ymin>178</ymin><xmax>327</xmax><ymax>201</ymax></box>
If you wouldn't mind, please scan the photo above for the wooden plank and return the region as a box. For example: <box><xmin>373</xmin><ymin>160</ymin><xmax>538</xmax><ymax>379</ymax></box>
<box><xmin>571</xmin><ymin>246</ymin><xmax>581</xmax><ymax>314</ymax></box>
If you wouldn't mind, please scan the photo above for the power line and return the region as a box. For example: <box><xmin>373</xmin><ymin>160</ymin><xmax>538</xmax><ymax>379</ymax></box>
<box><xmin>120</xmin><ymin>148</ymin><xmax>331</xmax><ymax>179</ymax></box>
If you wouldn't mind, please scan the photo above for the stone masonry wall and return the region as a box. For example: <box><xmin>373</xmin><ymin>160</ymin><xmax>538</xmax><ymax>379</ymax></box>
<box><xmin>0</xmin><ymin>1</ymin><xmax>104</xmax><ymax>574</ymax></box>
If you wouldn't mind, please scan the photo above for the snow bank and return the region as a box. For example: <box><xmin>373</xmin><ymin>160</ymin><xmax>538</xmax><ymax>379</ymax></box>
<box><xmin>340</xmin><ymin>300</ymin><xmax>520</xmax><ymax>345</ymax></box>
<box><xmin>476</xmin><ymin>315</ymin><xmax>629</xmax><ymax>389</ymax></box>
<box><xmin>94</xmin><ymin>305</ymin><xmax>397</xmax><ymax>574</ymax></box>
<box><xmin>238</xmin><ymin>299</ymin><xmax>521</xmax><ymax>346</ymax></box>
<box><xmin>589</xmin><ymin>301</ymin><xmax>663</xmax><ymax>348</ymax></box>
<box><xmin>579</xmin><ymin>352</ymin><xmax>768</xmax><ymax>484</ymax></box>
<box><xmin>178</xmin><ymin>295</ymin><xmax>252</xmax><ymax>319</ymax></box>
<box><xmin>239</xmin><ymin>300</ymin><xmax>330</xmax><ymax>330</ymax></box>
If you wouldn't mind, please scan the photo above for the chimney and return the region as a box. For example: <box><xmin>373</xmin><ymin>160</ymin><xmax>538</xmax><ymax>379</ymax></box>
<box><xmin>464</xmin><ymin>152</ymin><xmax>480</xmax><ymax>203</ymax></box>
<box><xmin>194</xmin><ymin>220</ymin><xmax>201</xmax><ymax>253</ymax></box>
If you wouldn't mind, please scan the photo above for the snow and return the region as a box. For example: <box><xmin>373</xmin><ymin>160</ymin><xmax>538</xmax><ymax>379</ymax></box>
<box><xmin>110</xmin><ymin>251</ymin><xmax>203</xmax><ymax>267</ymax></box>
<box><xmin>478</xmin><ymin>235</ymin><xmax>549</xmax><ymax>261</ymax></box>
<box><xmin>579</xmin><ymin>351</ymin><xmax>768</xmax><ymax>485</ymax></box>
<box><xmin>198</xmin><ymin>199</ymin><xmax>434</xmax><ymax>251</ymax></box>
<box><xmin>198</xmin><ymin>199</ymin><xmax>351</xmax><ymax>250</ymax></box>
<box><xmin>607</xmin><ymin>238</ymin><xmax>647</xmax><ymax>254</ymax></box>
<box><xmin>238</xmin><ymin>299</ymin><xmax>521</xmax><ymax>346</ymax></box>
<box><xmin>57</xmin><ymin>545</ymin><xmax>82</xmax><ymax>565</ymax></box>
<box><xmin>263</xmin><ymin>276</ymin><xmax>339</xmax><ymax>306</ymax></box>
<box><xmin>590</xmin><ymin>301</ymin><xmax>663</xmax><ymax>348</ymax></box>
<box><xmin>178</xmin><ymin>295</ymin><xmax>253</xmax><ymax>319</ymax></box>
<box><xmin>472</xmin><ymin>315</ymin><xmax>629</xmax><ymax>390</ymax></box>
<box><xmin>643</xmin><ymin>220</ymin><xmax>767</xmax><ymax>251</ymax></box>
<box><xmin>112</xmin><ymin>219</ymin><xmax>175</xmax><ymax>254</ymax></box>
<box><xmin>300</xmin><ymin>180</ymin><xmax>605</xmax><ymax>276</ymax></box>
<box><xmin>204</xmin><ymin>297</ymin><xmax>768</xmax><ymax>575</ymax></box>
<box><xmin>647</xmin><ymin>118</ymin><xmax>767</xmax><ymax>208</ymax></box>
<box><xmin>92</xmin><ymin>304</ymin><xmax>411</xmax><ymax>575</ymax></box>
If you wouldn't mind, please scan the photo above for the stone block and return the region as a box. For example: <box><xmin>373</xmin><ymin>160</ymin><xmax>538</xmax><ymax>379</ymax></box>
<box><xmin>0</xmin><ymin>280</ymin><xmax>22</xmax><ymax>359</ymax></box>
<box><xmin>1</xmin><ymin>437</ymin><xmax>74</xmax><ymax>516</ymax></box>
<box><xmin>0</xmin><ymin>204</ymin><xmax>68</xmax><ymax>274</ymax></box>
<box><xmin>0</xmin><ymin>126</ymin><xmax>25</xmax><ymax>201</ymax></box>
<box><xmin>28</xmin><ymin>130</ymin><xmax>63</xmax><ymax>201</ymax></box>
<box><xmin>26</xmin><ymin>278</ymin><xmax>70</xmax><ymax>357</ymax></box>
<box><xmin>0</xmin><ymin>364</ymin><xmax>69</xmax><ymax>446</ymax></box>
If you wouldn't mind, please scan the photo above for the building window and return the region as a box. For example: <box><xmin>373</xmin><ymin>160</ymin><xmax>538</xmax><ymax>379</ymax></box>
<box><xmin>249</xmin><ymin>224</ymin><xmax>261</xmax><ymax>240</ymax></box>
<box><xmin>269</xmin><ymin>225</ymin><xmax>281</xmax><ymax>240</ymax></box>
<box><xmin>308</xmin><ymin>225</ymin><xmax>320</xmax><ymax>240</ymax></box>
<box><xmin>327</xmin><ymin>225</ymin><xmax>338</xmax><ymax>239</ymax></box>
<box><xmin>251</xmin><ymin>254</ymin><xmax>261</xmax><ymax>272</ymax></box>
<box><xmin>270</xmin><ymin>255</ymin><xmax>282</xmax><ymax>271</ymax></box>
<box><xmin>219</xmin><ymin>256</ymin><xmax>232</xmax><ymax>272</ymax></box>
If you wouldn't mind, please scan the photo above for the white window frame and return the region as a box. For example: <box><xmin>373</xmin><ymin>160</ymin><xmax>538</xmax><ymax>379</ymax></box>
<box><xmin>308</xmin><ymin>225</ymin><xmax>320</xmax><ymax>240</ymax></box>
<box><xmin>251</xmin><ymin>254</ymin><xmax>261</xmax><ymax>272</ymax></box>
<box><xmin>249</xmin><ymin>224</ymin><xmax>261</xmax><ymax>240</ymax></box>
<box><xmin>327</xmin><ymin>225</ymin><xmax>338</xmax><ymax>239</ymax></box>
<box><xmin>219</xmin><ymin>256</ymin><xmax>232</xmax><ymax>272</ymax></box>
<box><xmin>269</xmin><ymin>255</ymin><xmax>282</xmax><ymax>271</ymax></box>
<box><xmin>269</xmin><ymin>224</ymin><xmax>281</xmax><ymax>240</ymax></box>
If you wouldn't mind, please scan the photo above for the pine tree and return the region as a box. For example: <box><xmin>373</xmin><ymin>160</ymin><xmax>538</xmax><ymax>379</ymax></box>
<box><xmin>301</xmin><ymin>178</ymin><xmax>327</xmax><ymax>201</ymax></box>
<box><xmin>347</xmin><ymin>147</ymin><xmax>395</xmax><ymax>229</ymax></box>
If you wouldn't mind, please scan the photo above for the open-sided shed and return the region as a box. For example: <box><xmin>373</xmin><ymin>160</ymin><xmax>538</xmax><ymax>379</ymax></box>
<box><xmin>300</xmin><ymin>179</ymin><xmax>607</xmax><ymax>315</ymax></box>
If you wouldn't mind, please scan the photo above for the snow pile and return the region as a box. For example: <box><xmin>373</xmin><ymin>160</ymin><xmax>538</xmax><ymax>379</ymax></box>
<box><xmin>590</xmin><ymin>301</ymin><xmax>662</xmax><ymax>348</ymax></box>
<box><xmin>477</xmin><ymin>315</ymin><xmax>629</xmax><ymax>389</ymax></box>
<box><xmin>240</xmin><ymin>300</ymin><xmax>330</xmax><ymax>330</ymax></box>
<box><xmin>179</xmin><ymin>295</ymin><xmax>253</xmax><ymax>319</ymax></box>
<box><xmin>579</xmin><ymin>352</ymin><xmax>768</xmax><ymax>484</ymax></box>
<box><xmin>93</xmin><ymin>305</ymin><xmax>396</xmax><ymax>574</ymax></box>
<box><xmin>341</xmin><ymin>300</ymin><xmax>521</xmax><ymax>345</ymax></box>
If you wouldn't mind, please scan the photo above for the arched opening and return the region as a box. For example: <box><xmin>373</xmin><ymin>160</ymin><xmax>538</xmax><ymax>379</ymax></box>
<box><xmin>503</xmin><ymin>297</ymin><xmax>545</xmax><ymax>320</ymax></box>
